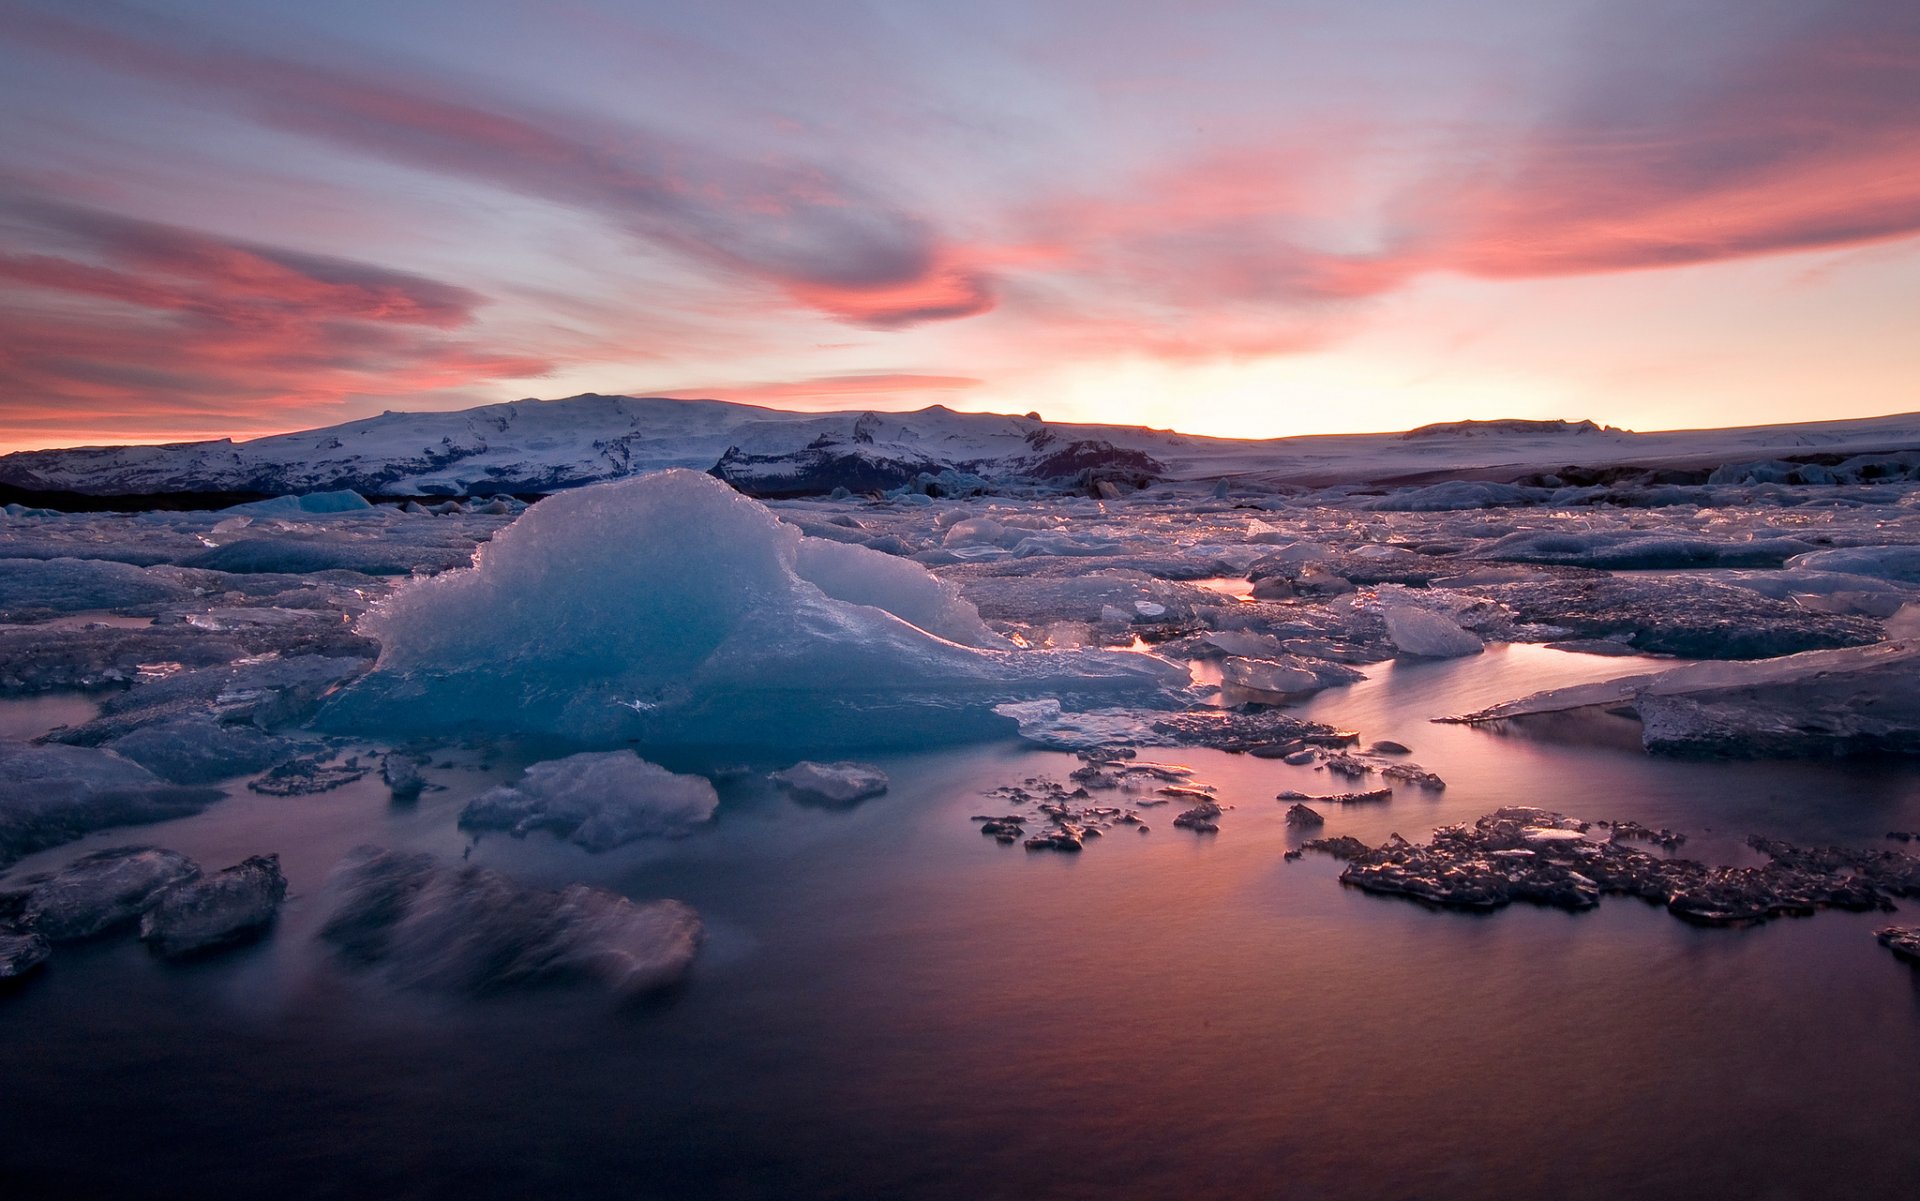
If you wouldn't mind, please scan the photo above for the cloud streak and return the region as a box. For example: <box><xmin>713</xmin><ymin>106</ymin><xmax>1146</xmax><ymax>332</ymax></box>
<box><xmin>0</xmin><ymin>194</ymin><xmax>547</xmax><ymax>443</ymax></box>
<box><xmin>9</xmin><ymin>5</ymin><xmax>994</xmax><ymax>329</ymax></box>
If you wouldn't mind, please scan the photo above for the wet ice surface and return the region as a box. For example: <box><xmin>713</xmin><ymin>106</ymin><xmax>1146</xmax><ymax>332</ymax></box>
<box><xmin>4</xmin><ymin>477</ymin><xmax>1920</xmax><ymax>1198</ymax></box>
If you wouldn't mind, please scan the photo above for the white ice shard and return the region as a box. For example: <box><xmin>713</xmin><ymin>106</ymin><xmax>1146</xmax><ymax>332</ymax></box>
<box><xmin>1382</xmin><ymin>605</ymin><xmax>1483</xmax><ymax>658</ymax></box>
<box><xmin>321</xmin><ymin>471</ymin><xmax>1184</xmax><ymax>748</ymax></box>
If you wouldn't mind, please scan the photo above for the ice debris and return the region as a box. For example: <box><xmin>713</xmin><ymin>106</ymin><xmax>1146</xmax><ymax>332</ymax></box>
<box><xmin>1311</xmin><ymin>809</ymin><xmax>1920</xmax><ymax>926</ymax></box>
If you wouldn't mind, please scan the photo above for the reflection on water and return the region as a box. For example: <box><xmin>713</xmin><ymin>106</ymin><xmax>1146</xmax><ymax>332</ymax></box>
<box><xmin>2</xmin><ymin>647</ymin><xmax>1918</xmax><ymax>1200</ymax></box>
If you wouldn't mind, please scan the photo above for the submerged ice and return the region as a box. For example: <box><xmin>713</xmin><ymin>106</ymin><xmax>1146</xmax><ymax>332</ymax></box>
<box><xmin>322</xmin><ymin>471</ymin><xmax>1184</xmax><ymax>748</ymax></box>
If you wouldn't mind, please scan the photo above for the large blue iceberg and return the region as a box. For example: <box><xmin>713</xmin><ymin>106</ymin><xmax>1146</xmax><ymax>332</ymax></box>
<box><xmin>321</xmin><ymin>470</ymin><xmax>1184</xmax><ymax>748</ymax></box>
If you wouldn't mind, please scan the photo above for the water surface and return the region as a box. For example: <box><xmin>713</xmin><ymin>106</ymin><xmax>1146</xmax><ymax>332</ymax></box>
<box><xmin>3</xmin><ymin>647</ymin><xmax>1918</xmax><ymax>1200</ymax></box>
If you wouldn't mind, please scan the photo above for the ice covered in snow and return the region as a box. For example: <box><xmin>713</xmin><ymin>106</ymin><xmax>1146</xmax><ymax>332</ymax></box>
<box><xmin>769</xmin><ymin>760</ymin><xmax>889</xmax><ymax>806</ymax></box>
<box><xmin>1382</xmin><ymin>606</ymin><xmax>1483</xmax><ymax>658</ymax></box>
<box><xmin>459</xmin><ymin>751</ymin><xmax>718</xmax><ymax>850</ymax></box>
<box><xmin>322</xmin><ymin>471</ymin><xmax>1185</xmax><ymax>747</ymax></box>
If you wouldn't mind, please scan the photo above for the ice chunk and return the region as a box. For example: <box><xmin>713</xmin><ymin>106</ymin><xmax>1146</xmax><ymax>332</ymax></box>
<box><xmin>318</xmin><ymin>846</ymin><xmax>701</xmax><ymax>998</ymax></box>
<box><xmin>179</xmin><ymin>535</ymin><xmax>472</xmax><ymax>576</ymax></box>
<box><xmin>1221</xmin><ymin>655</ymin><xmax>1365</xmax><ymax>696</ymax></box>
<box><xmin>0</xmin><ymin>930</ymin><xmax>50</xmax><ymax>979</ymax></box>
<box><xmin>381</xmin><ymin>753</ymin><xmax>426</xmax><ymax>800</ymax></box>
<box><xmin>22</xmin><ymin>846</ymin><xmax>201</xmax><ymax>941</ymax></box>
<box><xmin>1471</xmin><ymin>530</ymin><xmax>1809</xmax><ymax>569</ymax></box>
<box><xmin>138</xmin><ymin>854</ymin><xmax>286</xmax><ymax>958</ymax></box>
<box><xmin>459</xmin><ymin>751</ymin><xmax>718</xmax><ymax>850</ymax></box>
<box><xmin>993</xmin><ymin>700</ymin><xmax>1171</xmax><ymax>749</ymax></box>
<box><xmin>770</xmin><ymin>761</ymin><xmax>889</xmax><ymax>807</ymax></box>
<box><xmin>324</xmin><ymin>472</ymin><xmax>1184</xmax><ymax>748</ymax></box>
<box><xmin>1383</xmin><ymin>606</ymin><xmax>1483</xmax><ymax>658</ymax></box>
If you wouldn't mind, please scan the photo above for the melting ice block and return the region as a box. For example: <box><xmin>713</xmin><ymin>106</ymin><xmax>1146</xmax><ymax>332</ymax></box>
<box><xmin>320</xmin><ymin>471</ymin><xmax>1184</xmax><ymax>748</ymax></box>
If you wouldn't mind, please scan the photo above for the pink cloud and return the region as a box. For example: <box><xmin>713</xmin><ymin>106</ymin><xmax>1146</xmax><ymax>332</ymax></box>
<box><xmin>0</xmin><ymin>196</ymin><xmax>548</xmax><ymax>445</ymax></box>
<box><xmin>11</xmin><ymin>7</ymin><xmax>998</xmax><ymax>330</ymax></box>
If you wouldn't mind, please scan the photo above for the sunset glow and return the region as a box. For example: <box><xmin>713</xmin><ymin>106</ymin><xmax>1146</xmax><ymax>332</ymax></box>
<box><xmin>2</xmin><ymin>0</ymin><xmax>1916</xmax><ymax>451</ymax></box>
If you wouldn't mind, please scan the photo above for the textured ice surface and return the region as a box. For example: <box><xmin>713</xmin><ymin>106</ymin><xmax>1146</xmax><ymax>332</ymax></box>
<box><xmin>0</xmin><ymin>558</ymin><xmax>197</xmax><ymax>616</ymax></box>
<box><xmin>221</xmin><ymin>491</ymin><xmax>371</xmax><ymax>516</ymax></box>
<box><xmin>318</xmin><ymin>846</ymin><xmax>701</xmax><ymax>998</ymax></box>
<box><xmin>460</xmin><ymin>751</ymin><xmax>718</xmax><ymax>850</ymax></box>
<box><xmin>324</xmin><ymin>472</ymin><xmax>1184</xmax><ymax>748</ymax></box>
<box><xmin>1220</xmin><ymin>655</ymin><xmax>1365</xmax><ymax>696</ymax></box>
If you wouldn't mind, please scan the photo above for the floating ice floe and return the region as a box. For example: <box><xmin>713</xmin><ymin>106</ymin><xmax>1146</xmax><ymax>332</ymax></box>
<box><xmin>322</xmin><ymin>471</ymin><xmax>1185</xmax><ymax>748</ymax></box>
<box><xmin>1445</xmin><ymin>638</ymin><xmax>1920</xmax><ymax>757</ymax></box>
<box><xmin>770</xmin><ymin>761</ymin><xmax>889</xmax><ymax>807</ymax></box>
<box><xmin>460</xmin><ymin>751</ymin><xmax>718</xmax><ymax>850</ymax></box>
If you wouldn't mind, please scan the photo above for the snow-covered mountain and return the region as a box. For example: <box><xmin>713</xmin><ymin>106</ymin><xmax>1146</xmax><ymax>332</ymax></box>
<box><xmin>3</xmin><ymin>393</ymin><xmax>1919</xmax><ymax>499</ymax></box>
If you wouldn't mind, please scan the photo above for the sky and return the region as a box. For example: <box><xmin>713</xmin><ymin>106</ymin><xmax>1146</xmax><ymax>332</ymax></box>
<box><xmin>1</xmin><ymin>0</ymin><xmax>1916</xmax><ymax>452</ymax></box>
